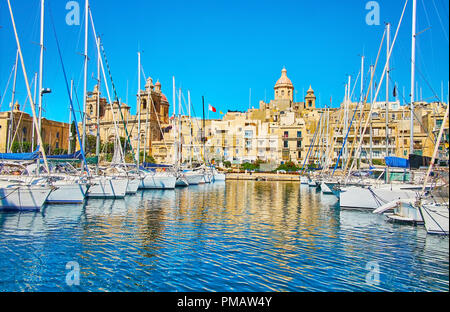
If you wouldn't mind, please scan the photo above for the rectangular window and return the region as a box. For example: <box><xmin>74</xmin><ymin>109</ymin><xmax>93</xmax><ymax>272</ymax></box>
<box><xmin>284</xmin><ymin>131</ymin><xmax>289</xmax><ymax>138</ymax></box>
<box><xmin>297</xmin><ymin>141</ymin><xmax>302</xmax><ymax>148</ymax></box>
<box><xmin>297</xmin><ymin>131</ymin><xmax>302</xmax><ymax>138</ymax></box>
<box><xmin>284</xmin><ymin>141</ymin><xmax>289</xmax><ymax>148</ymax></box>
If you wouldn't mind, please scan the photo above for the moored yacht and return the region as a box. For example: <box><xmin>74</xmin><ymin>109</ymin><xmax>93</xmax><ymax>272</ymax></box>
<box><xmin>0</xmin><ymin>180</ymin><xmax>53</xmax><ymax>211</ymax></box>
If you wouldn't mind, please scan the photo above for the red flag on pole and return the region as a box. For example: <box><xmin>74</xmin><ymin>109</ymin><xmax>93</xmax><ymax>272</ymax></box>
<box><xmin>208</xmin><ymin>104</ymin><xmax>217</xmax><ymax>113</ymax></box>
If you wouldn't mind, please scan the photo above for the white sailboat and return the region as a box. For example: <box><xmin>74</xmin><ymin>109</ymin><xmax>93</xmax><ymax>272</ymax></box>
<box><xmin>419</xmin><ymin>203</ymin><xmax>449</xmax><ymax>235</ymax></box>
<box><xmin>0</xmin><ymin>180</ymin><xmax>52</xmax><ymax>211</ymax></box>
<box><xmin>87</xmin><ymin>176</ymin><xmax>128</xmax><ymax>199</ymax></box>
<box><xmin>139</xmin><ymin>170</ymin><xmax>177</xmax><ymax>189</ymax></box>
<box><xmin>1</xmin><ymin>0</ymin><xmax>53</xmax><ymax>211</ymax></box>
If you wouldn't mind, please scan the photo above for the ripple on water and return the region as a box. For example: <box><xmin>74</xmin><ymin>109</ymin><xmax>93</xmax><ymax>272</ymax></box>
<box><xmin>0</xmin><ymin>181</ymin><xmax>448</xmax><ymax>292</ymax></box>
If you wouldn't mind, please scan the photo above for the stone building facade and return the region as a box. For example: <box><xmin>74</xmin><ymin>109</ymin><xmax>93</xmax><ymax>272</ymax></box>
<box><xmin>0</xmin><ymin>102</ymin><xmax>69</xmax><ymax>154</ymax></box>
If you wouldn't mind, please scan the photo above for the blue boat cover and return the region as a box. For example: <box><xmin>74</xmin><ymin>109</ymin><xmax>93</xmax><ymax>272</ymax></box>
<box><xmin>47</xmin><ymin>151</ymin><xmax>83</xmax><ymax>160</ymax></box>
<box><xmin>142</xmin><ymin>163</ymin><xmax>172</xmax><ymax>168</ymax></box>
<box><xmin>0</xmin><ymin>149</ymin><xmax>40</xmax><ymax>161</ymax></box>
<box><xmin>385</xmin><ymin>157</ymin><xmax>409</xmax><ymax>168</ymax></box>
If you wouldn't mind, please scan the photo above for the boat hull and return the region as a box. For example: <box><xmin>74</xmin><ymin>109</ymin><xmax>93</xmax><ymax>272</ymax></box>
<box><xmin>300</xmin><ymin>177</ymin><xmax>309</xmax><ymax>184</ymax></box>
<box><xmin>47</xmin><ymin>183</ymin><xmax>88</xmax><ymax>204</ymax></box>
<box><xmin>0</xmin><ymin>185</ymin><xmax>52</xmax><ymax>211</ymax></box>
<box><xmin>419</xmin><ymin>204</ymin><xmax>449</xmax><ymax>235</ymax></box>
<box><xmin>320</xmin><ymin>182</ymin><xmax>334</xmax><ymax>194</ymax></box>
<box><xmin>176</xmin><ymin>177</ymin><xmax>189</xmax><ymax>187</ymax></box>
<box><xmin>126</xmin><ymin>178</ymin><xmax>140</xmax><ymax>194</ymax></box>
<box><xmin>185</xmin><ymin>174</ymin><xmax>204</xmax><ymax>185</ymax></box>
<box><xmin>213</xmin><ymin>173</ymin><xmax>226</xmax><ymax>182</ymax></box>
<box><xmin>340</xmin><ymin>186</ymin><xmax>417</xmax><ymax>210</ymax></box>
<box><xmin>88</xmin><ymin>178</ymin><xmax>128</xmax><ymax>199</ymax></box>
<box><xmin>140</xmin><ymin>175</ymin><xmax>176</xmax><ymax>189</ymax></box>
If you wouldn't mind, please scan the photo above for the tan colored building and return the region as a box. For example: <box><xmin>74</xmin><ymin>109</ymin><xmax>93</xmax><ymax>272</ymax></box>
<box><xmin>0</xmin><ymin>102</ymin><xmax>70</xmax><ymax>154</ymax></box>
<box><xmin>151</xmin><ymin>68</ymin><xmax>448</xmax><ymax>167</ymax></box>
<box><xmin>80</xmin><ymin>77</ymin><xmax>170</xmax><ymax>157</ymax></box>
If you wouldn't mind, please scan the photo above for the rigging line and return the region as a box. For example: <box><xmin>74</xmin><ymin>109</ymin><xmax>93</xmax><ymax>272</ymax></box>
<box><xmin>99</xmin><ymin>39</ymin><xmax>119</xmax><ymax>101</ymax></box>
<box><xmin>415</xmin><ymin>38</ymin><xmax>438</xmax><ymax>100</ymax></box>
<box><xmin>347</xmin><ymin>0</ymin><xmax>407</xmax><ymax>178</ymax></box>
<box><xmin>188</xmin><ymin>97</ymin><xmax>207</xmax><ymax>162</ymax></box>
<box><xmin>388</xmin><ymin>75</ymin><xmax>438</xmax><ymax>145</ymax></box>
<box><xmin>332</xmin><ymin>99</ymin><xmax>362</xmax><ymax>176</ymax></box>
<box><xmin>147</xmin><ymin>86</ymin><xmax>170</xmax><ymax>153</ymax></box>
<box><xmin>431</xmin><ymin>0</ymin><xmax>449</xmax><ymax>42</ymax></box>
<box><xmin>420</xmin><ymin>0</ymin><xmax>437</xmax><ymax>76</ymax></box>
<box><xmin>71</xmin><ymin>78</ymin><xmax>85</xmax><ymax>122</ymax></box>
<box><xmin>48</xmin><ymin>3</ymin><xmax>90</xmax><ymax>174</ymax></box>
<box><xmin>0</xmin><ymin>64</ymin><xmax>15</xmax><ymax>111</ymax></box>
<box><xmin>74</xmin><ymin>6</ymin><xmax>85</xmax><ymax>57</ymax></box>
<box><xmin>90</xmin><ymin>9</ymin><xmax>135</xmax><ymax>165</ymax></box>
<box><xmin>394</xmin><ymin>30</ymin><xmax>441</xmax><ymax>104</ymax></box>
<box><xmin>439</xmin><ymin>0</ymin><xmax>449</xmax><ymax>20</ymax></box>
<box><xmin>180</xmin><ymin>92</ymin><xmax>206</xmax><ymax>162</ymax></box>
<box><xmin>301</xmin><ymin>112</ymin><xmax>323</xmax><ymax>173</ymax></box>
<box><xmin>9</xmin><ymin>77</ymin><xmax>36</xmax><ymax>151</ymax></box>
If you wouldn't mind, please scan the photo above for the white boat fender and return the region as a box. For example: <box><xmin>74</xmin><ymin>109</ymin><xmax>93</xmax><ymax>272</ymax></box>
<box><xmin>373</xmin><ymin>198</ymin><xmax>416</xmax><ymax>214</ymax></box>
<box><xmin>373</xmin><ymin>200</ymin><xmax>400</xmax><ymax>214</ymax></box>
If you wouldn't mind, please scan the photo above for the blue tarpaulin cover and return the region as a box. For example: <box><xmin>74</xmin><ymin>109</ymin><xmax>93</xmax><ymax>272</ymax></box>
<box><xmin>0</xmin><ymin>149</ymin><xmax>40</xmax><ymax>161</ymax></box>
<box><xmin>142</xmin><ymin>163</ymin><xmax>172</xmax><ymax>168</ymax></box>
<box><xmin>385</xmin><ymin>157</ymin><xmax>409</xmax><ymax>168</ymax></box>
<box><xmin>47</xmin><ymin>151</ymin><xmax>83</xmax><ymax>160</ymax></box>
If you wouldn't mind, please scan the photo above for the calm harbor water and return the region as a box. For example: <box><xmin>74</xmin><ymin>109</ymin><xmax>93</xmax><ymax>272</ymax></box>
<box><xmin>0</xmin><ymin>181</ymin><xmax>448</xmax><ymax>292</ymax></box>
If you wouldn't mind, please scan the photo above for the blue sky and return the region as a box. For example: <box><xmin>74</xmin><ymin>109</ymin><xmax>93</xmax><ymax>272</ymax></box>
<box><xmin>0</xmin><ymin>0</ymin><xmax>448</xmax><ymax>122</ymax></box>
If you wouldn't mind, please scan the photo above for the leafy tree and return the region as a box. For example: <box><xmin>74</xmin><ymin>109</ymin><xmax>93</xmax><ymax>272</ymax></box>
<box><xmin>276</xmin><ymin>161</ymin><xmax>300</xmax><ymax>172</ymax></box>
<box><xmin>12</xmin><ymin>141</ymin><xmax>32</xmax><ymax>153</ymax></box>
<box><xmin>240</xmin><ymin>162</ymin><xmax>258</xmax><ymax>171</ymax></box>
<box><xmin>69</xmin><ymin>121</ymin><xmax>77</xmax><ymax>154</ymax></box>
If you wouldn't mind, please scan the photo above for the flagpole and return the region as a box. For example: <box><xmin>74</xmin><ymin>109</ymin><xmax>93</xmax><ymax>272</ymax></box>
<box><xmin>202</xmin><ymin>96</ymin><xmax>206</xmax><ymax>164</ymax></box>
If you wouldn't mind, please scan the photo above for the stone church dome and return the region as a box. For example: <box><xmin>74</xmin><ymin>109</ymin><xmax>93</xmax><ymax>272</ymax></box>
<box><xmin>275</xmin><ymin>68</ymin><xmax>293</xmax><ymax>88</ymax></box>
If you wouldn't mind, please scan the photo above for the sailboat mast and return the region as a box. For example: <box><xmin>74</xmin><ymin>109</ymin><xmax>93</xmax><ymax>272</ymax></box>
<box><xmin>136</xmin><ymin>52</ymin><xmax>141</xmax><ymax>166</ymax></box>
<box><xmin>178</xmin><ymin>88</ymin><xmax>182</xmax><ymax>166</ymax></box>
<box><xmin>82</xmin><ymin>0</ymin><xmax>89</xmax><ymax>155</ymax></box>
<box><xmin>32</xmin><ymin>72</ymin><xmax>38</xmax><ymax>151</ymax></box>
<box><xmin>144</xmin><ymin>90</ymin><xmax>150</xmax><ymax>165</ymax></box>
<box><xmin>202</xmin><ymin>96</ymin><xmax>206</xmax><ymax>164</ymax></box>
<box><xmin>68</xmin><ymin>79</ymin><xmax>74</xmax><ymax>154</ymax></box>
<box><xmin>385</xmin><ymin>22</ymin><xmax>390</xmax><ymax>159</ymax></box>
<box><xmin>95</xmin><ymin>36</ymin><xmax>101</xmax><ymax>175</ymax></box>
<box><xmin>38</xmin><ymin>0</ymin><xmax>44</xmax><ymax>136</ymax></box>
<box><xmin>173</xmin><ymin>76</ymin><xmax>177</xmax><ymax>167</ymax></box>
<box><xmin>6</xmin><ymin>0</ymin><xmax>49</xmax><ymax>173</ymax></box>
<box><xmin>7</xmin><ymin>50</ymin><xmax>18</xmax><ymax>153</ymax></box>
<box><xmin>358</xmin><ymin>55</ymin><xmax>364</xmax><ymax>167</ymax></box>
<box><xmin>370</xmin><ymin>65</ymin><xmax>374</xmax><ymax>166</ymax></box>
<box><xmin>410</xmin><ymin>0</ymin><xmax>416</xmax><ymax>155</ymax></box>
<box><xmin>188</xmin><ymin>90</ymin><xmax>192</xmax><ymax>167</ymax></box>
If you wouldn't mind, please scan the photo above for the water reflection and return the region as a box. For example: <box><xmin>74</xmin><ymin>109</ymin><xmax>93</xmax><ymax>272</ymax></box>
<box><xmin>0</xmin><ymin>181</ymin><xmax>448</xmax><ymax>292</ymax></box>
